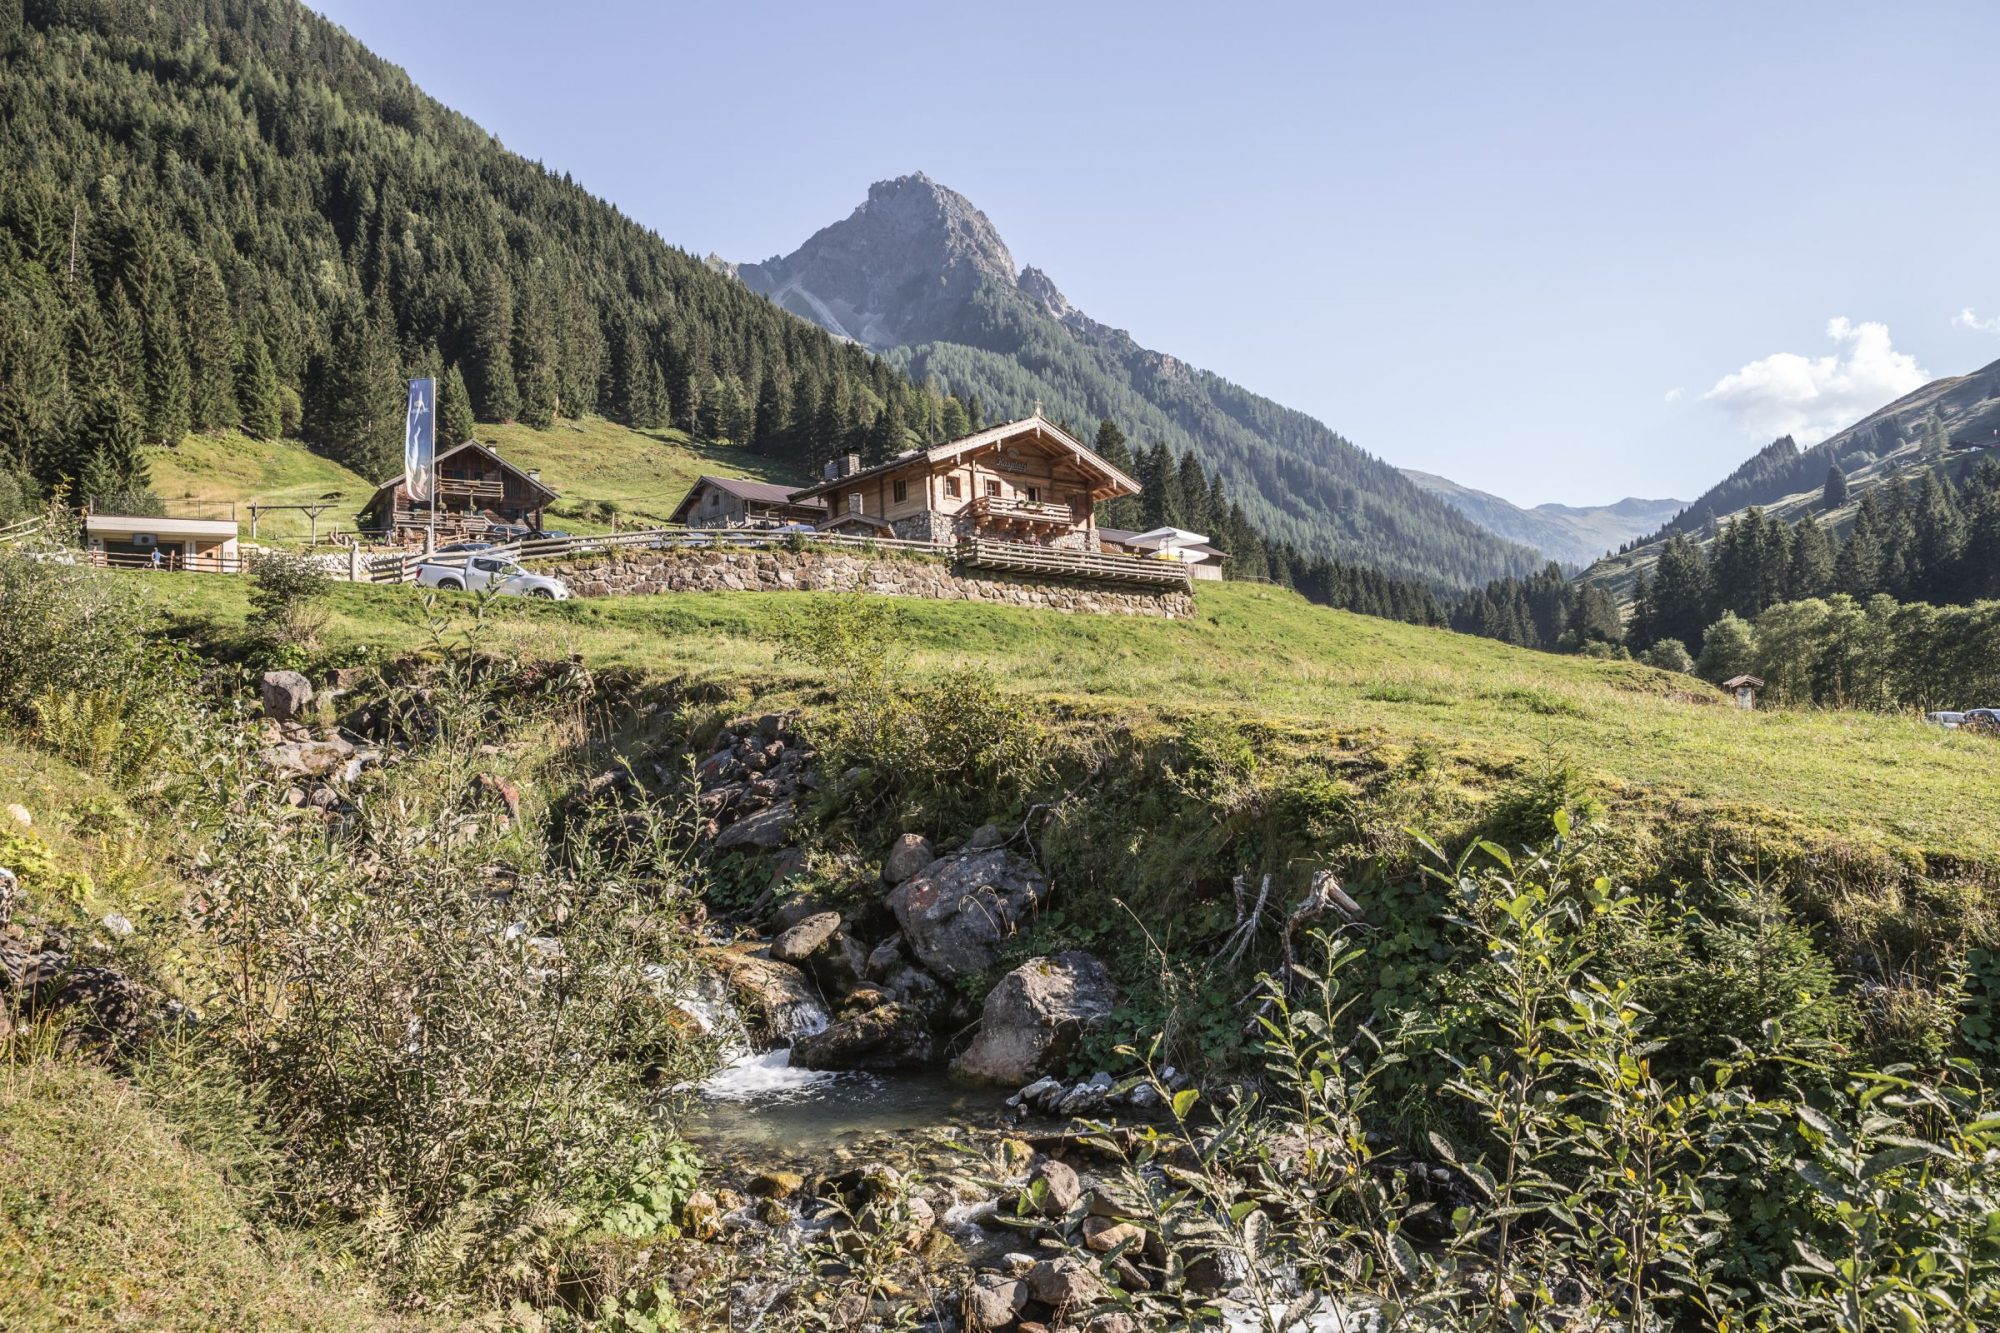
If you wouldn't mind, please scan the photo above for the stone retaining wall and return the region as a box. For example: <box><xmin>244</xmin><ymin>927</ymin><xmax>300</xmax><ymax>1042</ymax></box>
<box><xmin>545</xmin><ymin>548</ymin><xmax>1193</xmax><ymax>619</ymax></box>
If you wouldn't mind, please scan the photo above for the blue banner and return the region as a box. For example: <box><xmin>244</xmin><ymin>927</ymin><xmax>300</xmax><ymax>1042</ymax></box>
<box><xmin>404</xmin><ymin>378</ymin><xmax>436</xmax><ymax>503</ymax></box>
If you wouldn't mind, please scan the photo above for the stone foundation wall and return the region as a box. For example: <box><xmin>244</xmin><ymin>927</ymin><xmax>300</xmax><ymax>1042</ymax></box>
<box><xmin>545</xmin><ymin>548</ymin><xmax>1193</xmax><ymax>619</ymax></box>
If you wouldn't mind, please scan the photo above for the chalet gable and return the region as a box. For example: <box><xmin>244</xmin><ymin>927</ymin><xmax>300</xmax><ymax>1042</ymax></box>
<box><xmin>791</xmin><ymin>414</ymin><xmax>1140</xmax><ymax>503</ymax></box>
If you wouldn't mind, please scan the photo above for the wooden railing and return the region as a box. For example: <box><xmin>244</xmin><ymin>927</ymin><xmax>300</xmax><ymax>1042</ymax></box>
<box><xmin>0</xmin><ymin>515</ymin><xmax>43</xmax><ymax>546</ymax></box>
<box><xmin>436</xmin><ymin>476</ymin><xmax>505</xmax><ymax>499</ymax></box>
<box><xmin>970</xmin><ymin>495</ymin><xmax>1077</xmax><ymax>524</ymax></box>
<box><xmin>88</xmin><ymin>549</ymin><xmax>244</xmax><ymax>574</ymax></box>
<box><xmin>956</xmin><ymin>536</ymin><xmax>1193</xmax><ymax>588</ymax></box>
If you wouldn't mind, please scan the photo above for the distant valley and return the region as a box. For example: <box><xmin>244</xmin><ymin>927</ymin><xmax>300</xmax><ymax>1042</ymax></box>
<box><xmin>1400</xmin><ymin>471</ymin><xmax>1686</xmax><ymax>568</ymax></box>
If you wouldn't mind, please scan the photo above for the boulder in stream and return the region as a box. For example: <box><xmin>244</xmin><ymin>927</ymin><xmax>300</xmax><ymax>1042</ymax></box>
<box><xmin>791</xmin><ymin>1001</ymin><xmax>935</xmax><ymax>1071</ymax></box>
<box><xmin>703</xmin><ymin>945</ymin><xmax>827</xmax><ymax>1043</ymax></box>
<box><xmin>885</xmin><ymin>847</ymin><xmax>1047</xmax><ymax>979</ymax></box>
<box><xmin>953</xmin><ymin>952</ymin><xmax>1116</xmax><ymax>1085</ymax></box>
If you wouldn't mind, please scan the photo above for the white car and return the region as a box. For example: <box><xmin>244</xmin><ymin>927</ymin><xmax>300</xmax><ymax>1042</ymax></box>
<box><xmin>415</xmin><ymin>553</ymin><xmax>571</xmax><ymax>599</ymax></box>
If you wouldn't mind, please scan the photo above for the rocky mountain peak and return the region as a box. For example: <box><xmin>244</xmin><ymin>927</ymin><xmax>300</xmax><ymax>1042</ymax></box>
<box><xmin>736</xmin><ymin>173</ymin><xmax>1019</xmax><ymax>347</ymax></box>
<box><xmin>1015</xmin><ymin>265</ymin><xmax>1072</xmax><ymax>320</ymax></box>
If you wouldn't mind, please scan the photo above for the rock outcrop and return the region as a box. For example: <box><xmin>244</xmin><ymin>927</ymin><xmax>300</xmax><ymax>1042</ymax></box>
<box><xmin>953</xmin><ymin>952</ymin><xmax>1116</xmax><ymax>1085</ymax></box>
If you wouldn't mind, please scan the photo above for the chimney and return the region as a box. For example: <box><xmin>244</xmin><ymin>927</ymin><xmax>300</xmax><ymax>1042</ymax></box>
<box><xmin>823</xmin><ymin>453</ymin><xmax>861</xmax><ymax>481</ymax></box>
<box><xmin>527</xmin><ymin>469</ymin><xmax>541</xmax><ymax>484</ymax></box>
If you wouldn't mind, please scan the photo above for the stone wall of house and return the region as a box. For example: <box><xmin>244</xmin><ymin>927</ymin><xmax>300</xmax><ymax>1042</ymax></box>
<box><xmin>544</xmin><ymin>548</ymin><xmax>1193</xmax><ymax>619</ymax></box>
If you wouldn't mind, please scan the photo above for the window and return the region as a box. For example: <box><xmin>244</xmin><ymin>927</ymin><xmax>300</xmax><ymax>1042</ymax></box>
<box><xmin>985</xmin><ymin>479</ymin><xmax>1001</xmax><ymax>498</ymax></box>
<box><xmin>893</xmin><ymin>479</ymin><xmax>908</xmax><ymax>503</ymax></box>
<box><xmin>1027</xmin><ymin>486</ymin><xmax>1040</xmax><ymax>504</ymax></box>
<box><xmin>707</xmin><ymin>490</ymin><xmax>720</xmax><ymax>508</ymax></box>
<box><xmin>945</xmin><ymin>476</ymin><xmax>961</xmax><ymax>499</ymax></box>
<box><xmin>848</xmin><ymin>493</ymin><xmax>863</xmax><ymax>515</ymax></box>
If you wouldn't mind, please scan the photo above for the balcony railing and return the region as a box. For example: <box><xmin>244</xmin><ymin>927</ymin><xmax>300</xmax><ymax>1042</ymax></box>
<box><xmin>956</xmin><ymin>536</ymin><xmax>1192</xmax><ymax>589</ymax></box>
<box><xmin>970</xmin><ymin>494</ymin><xmax>1078</xmax><ymax>525</ymax></box>
<box><xmin>437</xmin><ymin>476</ymin><xmax>505</xmax><ymax>498</ymax></box>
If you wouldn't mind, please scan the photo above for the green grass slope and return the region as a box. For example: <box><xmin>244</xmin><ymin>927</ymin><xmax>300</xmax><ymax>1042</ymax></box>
<box><xmin>145</xmin><ymin>432</ymin><xmax>375</xmax><ymax>542</ymax></box>
<box><xmin>0</xmin><ymin>1060</ymin><xmax>415</xmax><ymax>1333</ymax></box>
<box><xmin>141</xmin><ymin>419</ymin><xmax>804</xmax><ymax>543</ymax></box>
<box><xmin>147</xmin><ymin>574</ymin><xmax>2000</xmax><ymax>865</ymax></box>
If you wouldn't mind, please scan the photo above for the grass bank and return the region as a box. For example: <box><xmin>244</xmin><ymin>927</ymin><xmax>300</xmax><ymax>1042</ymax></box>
<box><xmin>144</xmin><ymin>571</ymin><xmax>2000</xmax><ymax>866</ymax></box>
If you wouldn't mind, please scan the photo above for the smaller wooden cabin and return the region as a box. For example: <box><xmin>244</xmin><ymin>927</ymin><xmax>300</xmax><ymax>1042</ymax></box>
<box><xmin>358</xmin><ymin>440</ymin><xmax>558</xmax><ymax>542</ymax></box>
<box><xmin>1722</xmin><ymin>674</ymin><xmax>1764</xmax><ymax>710</ymax></box>
<box><xmin>85</xmin><ymin>514</ymin><xmax>241</xmax><ymax>572</ymax></box>
<box><xmin>668</xmin><ymin>476</ymin><xmax>826</xmax><ymax>528</ymax></box>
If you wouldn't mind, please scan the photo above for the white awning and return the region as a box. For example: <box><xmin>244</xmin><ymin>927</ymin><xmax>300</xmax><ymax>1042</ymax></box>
<box><xmin>1122</xmin><ymin>526</ymin><xmax>1214</xmax><ymax>562</ymax></box>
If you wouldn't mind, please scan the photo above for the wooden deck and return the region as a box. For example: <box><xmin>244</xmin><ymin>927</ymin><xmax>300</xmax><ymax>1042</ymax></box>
<box><xmin>955</xmin><ymin>536</ymin><xmax>1191</xmax><ymax>588</ymax></box>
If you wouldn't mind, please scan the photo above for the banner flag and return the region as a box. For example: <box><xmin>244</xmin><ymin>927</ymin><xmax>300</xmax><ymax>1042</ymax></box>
<box><xmin>404</xmin><ymin>378</ymin><xmax>436</xmax><ymax>503</ymax></box>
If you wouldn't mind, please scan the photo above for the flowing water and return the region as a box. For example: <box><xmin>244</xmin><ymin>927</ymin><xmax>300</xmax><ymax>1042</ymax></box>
<box><xmin>675</xmin><ymin>965</ymin><xmax>1014</xmax><ymax>1162</ymax></box>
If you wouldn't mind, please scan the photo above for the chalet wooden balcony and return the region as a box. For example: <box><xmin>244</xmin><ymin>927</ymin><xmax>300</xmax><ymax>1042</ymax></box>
<box><xmin>437</xmin><ymin>476</ymin><xmax>505</xmax><ymax>499</ymax></box>
<box><xmin>956</xmin><ymin>536</ymin><xmax>1192</xmax><ymax>589</ymax></box>
<box><xmin>969</xmin><ymin>494</ymin><xmax>1077</xmax><ymax>527</ymax></box>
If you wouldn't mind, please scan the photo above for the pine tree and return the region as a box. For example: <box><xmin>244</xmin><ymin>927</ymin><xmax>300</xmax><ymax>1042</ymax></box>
<box><xmin>1823</xmin><ymin>464</ymin><xmax>1848</xmax><ymax>509</ymax></box>
<box><xmin>466</xmin><ymin>263</ymin><xmax>519</xmax><ymax>422</ymax></box>
<box><xmin>1177</xmin><ymin>452</ymin><xmax>1212</xmax><ymax>533</ymax></box>
<box><xmin>1836</xmin><ymin>491</ymin><xmax>1885</xmax><ymax>596</ymax></box>
<box><xmin>236</xmin><ymin>335</ymin><xmax>283</xmax><ymax>440</ymax></box>
<box><xmin>137</xmin><ymin>276</ymin><xmax>191</xmax><ymax>444</ymax></box>
<box><xmin>1787</xmin><ymin>511</ymin><xmax>1835</xmax><ymax>599</ymax></box>
<box><xmin>76</xmin><ymin>388</ymin><xmax>148</xmax><ymax>503</ymax></box>
<box><xmin>178</xmin><ymin>255</ymin><xmax>238</xmax><ymax>432</ymax></box>
<box><xmin>439</xmin><ymin>362</ymin><xmax>475</xmax><ymax>445</ymax></box>
<box><xmin>305</xmin><ymin>298</ymin><xmax>399</xmax><ymax>477</ymax></box>
<box><xmin>512</xmin><ymin>271</ymin><xmax>560</xmax><ymax>429</ymax></box>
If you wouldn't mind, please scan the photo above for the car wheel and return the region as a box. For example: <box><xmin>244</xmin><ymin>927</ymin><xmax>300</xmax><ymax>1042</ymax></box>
<box><xmin>529</xmin><ymin>587</ymin><xmax>555</xmax><ymax>599</ymax></box>
<box><xmin>438</xmin><ymin>578</ymin><xmax>463</xmax><ymax>591</ymax></box>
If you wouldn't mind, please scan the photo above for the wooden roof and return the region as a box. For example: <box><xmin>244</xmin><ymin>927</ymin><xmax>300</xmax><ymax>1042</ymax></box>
<box><xmin>362</xmin><ymin>440</ymin><xmax>560</xmax><ymax>506</ymax></box>
<box><xmin>668</xmin><ymin>475</ymin><xmax>826</xmax><ymax>524</ymax></box>
<box><xmin>790</xmin><ymin>414</ymin><xmax>1141</xmax><ymax>503</ymax></box>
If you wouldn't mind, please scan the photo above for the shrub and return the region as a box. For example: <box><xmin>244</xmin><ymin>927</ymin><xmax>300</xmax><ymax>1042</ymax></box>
<box><xmin>1641</xmin><ymin>637</ymin><xmax>1695</xmax><ymax>673</ymax></box>
<box><xmin>246</xmin><ymin>550</ymin><xmax>332</xmax><ymax>660</ymax></box>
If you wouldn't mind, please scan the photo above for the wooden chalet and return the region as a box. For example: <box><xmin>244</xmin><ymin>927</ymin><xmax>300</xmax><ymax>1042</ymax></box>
<box><xmin>788</xmin><ymin>414</ymin><xmax>1140</xmax><ymax>549</ymax></box>
<box><xmin>668</xmin><ymin>475</ymin><xmax>827</xmax><ymax>528</ymax></box>
<box><xmin>358</xmin><ymin>440</ymin><xmax>558</xmax><ymax>542</ymax></box>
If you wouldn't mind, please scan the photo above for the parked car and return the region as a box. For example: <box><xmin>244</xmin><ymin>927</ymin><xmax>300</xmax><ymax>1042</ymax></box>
<box><xmin>414</xmin><ymin>553</ymin><xmax>571</xmax><ymax>599</ymax></box>
<box><xmin>1964</xmin><ymin>708</ymin><xmax>2000</xmax><ymax>735</ymax></box>
<box><xmin>434</xmin><ymin>540</ymin><xmax>494</xmax><ymax>554</ymax></box>
<box><xmin>1926</xmin><ymin>711</ymin><xmax>1967</xmax><ymax>729</ymax></box>
<box><xmin>486</xmin><ymin>523</ymin><xmax>532</xmax><ymax>543</ymax></box>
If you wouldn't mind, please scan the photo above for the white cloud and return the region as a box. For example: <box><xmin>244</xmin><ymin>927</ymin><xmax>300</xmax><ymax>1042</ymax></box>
<box><xmin>1700</xmin><ymin>318</ymin><xmax>1927</xmax><ymax>444</ymax></box>
<box><xmin>1662</xmin><ymin>386</ymin><xmax>1683</xmax><ymax>403</ymax></box>
<box><xmin>1954</xmin><ymin>307</ymin><xmax>2000</xmax><ymax>333</ymax></box>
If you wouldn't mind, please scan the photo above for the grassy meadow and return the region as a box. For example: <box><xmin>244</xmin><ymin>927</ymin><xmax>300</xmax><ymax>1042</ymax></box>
<box><xmin>139</xmin><ymin>418</ymin><xmax>803</xmax><ymax>544</ymax></box>
<box><xmin>141</xmin><ymin>571</ymin><xmax>2000</xmax><ymax>866</ymax></box>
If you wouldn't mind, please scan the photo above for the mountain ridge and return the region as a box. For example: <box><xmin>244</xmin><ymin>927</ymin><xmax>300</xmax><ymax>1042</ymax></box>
<box><xmin>1399</xmin><ymin>469</ymin><xmax>1686</xmax><ymax>567</ymax></box>
<box><xmin>736</xmin><ymin>173</ymin><xmax>1542</xmax><ymax>588</ymax></box>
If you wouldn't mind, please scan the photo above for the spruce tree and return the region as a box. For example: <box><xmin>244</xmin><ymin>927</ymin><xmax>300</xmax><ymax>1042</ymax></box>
<box><xmin>178</xmin><ymin>255</ymin><xmax>238</xmax><ymax>432</ymax></box>
<box><xmin>1787</xmin><ymin>512</ymin><xmax>1835</xmax><ymax>599</ymax></box>
<box><xmin>1823</xmin><ymin>463</ymin><xmax>1848</xmax><ymax>509</ymax></box>
<box><xmin>466</xmin><ymin>264</ymin><xmax>519</xmax><ymax>422</ymax></box>
<box><xmin>439</xmin><ymin>362</ymin><xmax>475</xmax><ymax>445</ymax></box>
<box><xmin>77</xmin><ymin>388</ymin><xmax>148</xmax><ymax>503</ymax></box>
<box><xmin>138</xmin><ymin>280</ymin><xmax>191</xmax><ymax>444</ymax></box>
<box><xmin>235</xmin><ymin>335</ymin><xmax>283</xmax><ymax>440</ymax></box>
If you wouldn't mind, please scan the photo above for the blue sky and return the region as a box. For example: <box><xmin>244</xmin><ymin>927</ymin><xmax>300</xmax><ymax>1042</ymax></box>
<box><xmin>309</xmin><ymin>0</ymin><xmax>2000</xmax><ymax>506</ymax></box>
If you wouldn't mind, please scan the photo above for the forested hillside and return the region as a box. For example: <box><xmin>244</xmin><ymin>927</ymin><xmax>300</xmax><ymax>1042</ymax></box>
<box><xmin>0</xmin><ymin>0</ymin><xmax>975</xmax><ymax>511</ymax></box>
<box><xmin>738</xmin><ymin>175</ymin><xmax>1542</xmax><ymax>588</ymax></box>
<box><xmin>1636</xmin><ymin>356</ymin><xmax>2000</xmax><ymax>545</ymax></box>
